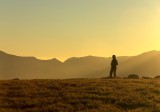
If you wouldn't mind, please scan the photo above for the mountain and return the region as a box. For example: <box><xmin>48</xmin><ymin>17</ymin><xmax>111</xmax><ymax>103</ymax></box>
<box><xmin>118</xmin><ymin>50</ymin><xmax>160</xmax><ymax>76</ymax></box>
<box><xmin>0</xmin><ymin>50</ymin><xmax>160</xmax><ymax>79</ymax></box>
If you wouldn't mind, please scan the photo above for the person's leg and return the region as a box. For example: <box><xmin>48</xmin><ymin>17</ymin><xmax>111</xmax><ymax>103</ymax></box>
<box><xmin>110</xmin><ymin>67</ymin><xmax>113</xmax><ymax>78</ymax></box>
<box><xmin>113</xmin><ymin>67</ymin><xmax>117</xmax><ymax>77</ymax></box>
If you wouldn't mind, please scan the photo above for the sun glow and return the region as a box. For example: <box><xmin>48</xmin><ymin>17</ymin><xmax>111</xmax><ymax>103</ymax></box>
<box><xmin>0</xmin><ymin>0</ymin><xmax>160</xmax><ymax>59</ymax></box>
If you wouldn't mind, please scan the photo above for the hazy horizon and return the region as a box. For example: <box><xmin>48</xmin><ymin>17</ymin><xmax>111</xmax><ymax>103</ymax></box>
<box><xmin>0</xmin><ymin>49</ymin><xmax>159</xmax><ymax>62</ymax></box>
<box><xmin>0</xmin><ymin>0</ymin><xmax>160</xmax><ymax>61</ymax></box>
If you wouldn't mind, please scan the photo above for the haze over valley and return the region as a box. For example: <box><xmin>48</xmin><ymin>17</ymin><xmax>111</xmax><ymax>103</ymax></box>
<box><xmin>0</xmin><ymin>50</ymin><xmax>160</xmax><ymax>79</ymax></box>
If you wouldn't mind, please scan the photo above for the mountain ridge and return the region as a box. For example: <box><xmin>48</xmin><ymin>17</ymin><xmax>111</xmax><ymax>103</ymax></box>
<box><xmin>1</xmin><ymin>50</ymin><xmax>160</xmax><ymax>62</ymax></box>
<box><xmin>0</xmin><ymin>50</ymin><xmax>160</xmax><ymax>79</ymax></box>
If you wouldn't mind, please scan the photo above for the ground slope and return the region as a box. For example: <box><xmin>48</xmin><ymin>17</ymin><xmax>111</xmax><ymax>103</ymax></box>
<box><xmin>0</xmin><ymin>79</ymin><xmax>160</xmax><ymax>112</ymax></box>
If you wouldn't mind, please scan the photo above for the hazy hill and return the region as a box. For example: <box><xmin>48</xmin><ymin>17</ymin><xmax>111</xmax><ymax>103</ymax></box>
<box><xmin>0</xmin><ymin>50</ymin><xmax>160</xmax><ymax>79</ymax></box>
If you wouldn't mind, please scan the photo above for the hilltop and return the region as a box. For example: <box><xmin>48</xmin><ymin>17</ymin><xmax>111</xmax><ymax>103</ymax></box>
<box><xmin>0</xmin><ymin>78</ymin><xmax>159</xmax><ymax>112</ymax></box>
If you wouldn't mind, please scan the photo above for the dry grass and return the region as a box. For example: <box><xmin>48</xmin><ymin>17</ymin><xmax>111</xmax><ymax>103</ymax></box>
<box><xmin>0</xmin><ymin>78</ymin><xmax>159</xmax><ymax>112</ymax></box>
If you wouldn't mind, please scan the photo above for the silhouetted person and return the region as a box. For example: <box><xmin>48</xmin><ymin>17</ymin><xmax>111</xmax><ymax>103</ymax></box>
<box><xmin>110</xmin><ymin>55</ymin><xmax>118</xmax><ymax>78</ymax></box>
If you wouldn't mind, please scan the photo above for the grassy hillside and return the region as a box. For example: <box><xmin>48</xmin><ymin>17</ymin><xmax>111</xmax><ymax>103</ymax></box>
<box><xmin>0</xmin><ymin>79</ymin><xmax>159</xmax><ymax>112</ymax></box>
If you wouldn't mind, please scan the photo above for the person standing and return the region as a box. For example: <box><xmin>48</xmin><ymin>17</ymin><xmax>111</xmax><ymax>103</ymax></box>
<box><xmin>110</xmin><ymin>55</ymin><xmax>118</xmax><ymax>78</ymax></box>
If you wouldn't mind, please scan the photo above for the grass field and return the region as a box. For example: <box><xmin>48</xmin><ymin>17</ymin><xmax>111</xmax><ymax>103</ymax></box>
<box><xmin>0</xmin><ymin>78</ymin><xmax>160</xmax><ymax>112</ymax></box>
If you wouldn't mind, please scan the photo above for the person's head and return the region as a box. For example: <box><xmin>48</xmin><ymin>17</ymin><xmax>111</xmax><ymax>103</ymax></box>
<box><xmin>112</xmin><ymin>55</ymin><xmax>116</xmax><ymax>59</ymax></box>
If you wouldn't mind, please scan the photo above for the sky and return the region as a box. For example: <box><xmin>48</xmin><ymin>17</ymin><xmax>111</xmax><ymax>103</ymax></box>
<box><xmin>0</xmin><ymin>0</ymin><xmax>160</xmax><ymax>61</ymax></box>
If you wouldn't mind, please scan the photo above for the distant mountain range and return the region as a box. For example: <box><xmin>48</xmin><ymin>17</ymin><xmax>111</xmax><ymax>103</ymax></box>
<box><xmin>0</xmin><ymin>50</ymin><xmax>160</xmax><ymax>79</ymax></box>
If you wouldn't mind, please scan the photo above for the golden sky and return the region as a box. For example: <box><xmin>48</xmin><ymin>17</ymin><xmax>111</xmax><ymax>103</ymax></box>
<box><xmin>0</xmin><ymin>0</ymin><xmax>160</xmax><ymax>61</ymax></box>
